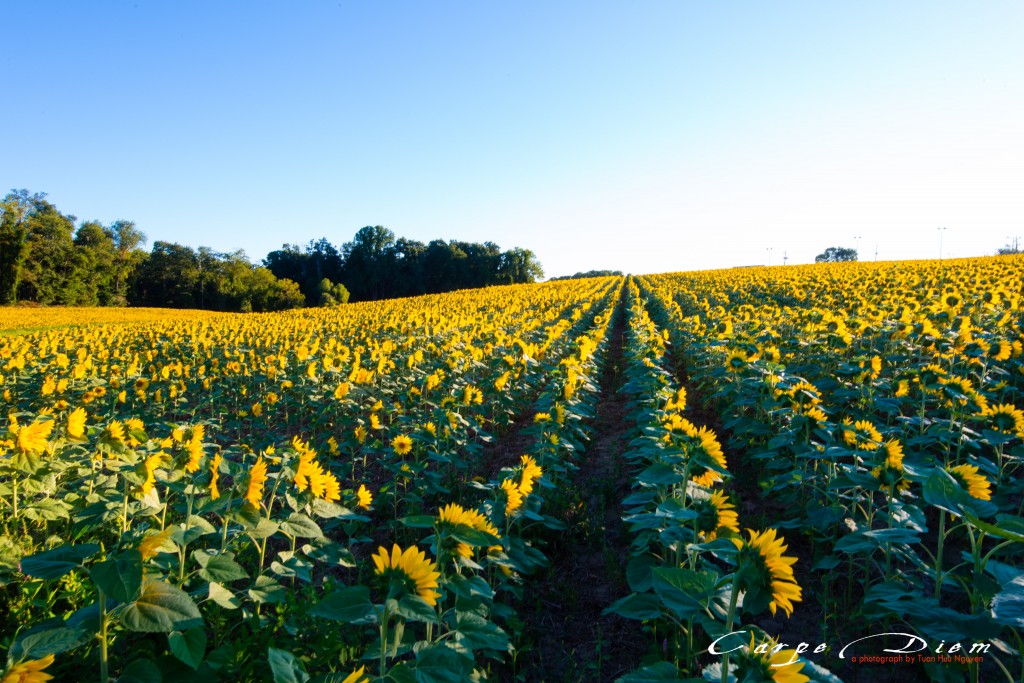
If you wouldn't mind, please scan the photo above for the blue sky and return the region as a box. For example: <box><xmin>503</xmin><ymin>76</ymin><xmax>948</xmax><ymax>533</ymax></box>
<box><xmin>3</xmin><ymin>2</ymin><xmax>1022</xmax><ymax>278</ymax></box>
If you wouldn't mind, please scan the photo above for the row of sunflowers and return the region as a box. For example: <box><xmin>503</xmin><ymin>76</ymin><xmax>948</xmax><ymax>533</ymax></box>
<box><xmin>605</xmin><ymin>280</ymin><xmax>821</xmax><ymax>683</ymax></box>
<box><xmin>0</xmin><ymin>276</ymin><xmax>620</xmax><ymax>682</ymax></box>
<box><xmin>634</xmin><ymin>255</ymin><xmax>1024</xmax><ymax>682</ymax></box>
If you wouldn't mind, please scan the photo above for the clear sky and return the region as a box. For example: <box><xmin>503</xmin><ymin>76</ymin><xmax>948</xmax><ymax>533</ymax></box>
<box><xmin>3</xmin><ymin>1</ymin><xmax>1022</xmax><ymax>278</ymax></box>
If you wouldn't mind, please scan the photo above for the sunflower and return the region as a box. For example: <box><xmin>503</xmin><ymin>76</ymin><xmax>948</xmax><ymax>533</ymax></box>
<box><xmin>732</xmin><ymin>528</ymin><xmax>802</xmax><ymax>618</ymax></box>
<box><xmin>16</xmin><ymin>419</ymin><xmax>54</xmax><ymax>455</ymax></box>
<box><xmin>208</xmin><ymin>453</ymin><xmax>222</xmax><ymax>500</ymax></box>
<box><xmin>245</xmin><ymin>457</ymin><xmax>268</xmax><ymax>508</ymax></box>
<box><xmin>689</xmin><ymin>426</ymin><xmax>728</xmax><ymax>488</ymax></box>
<box><xmin>517</xmin><ymin>455</ymin><xmax>544</xmax><ymax>496</ymax></box>
<box><xmin>392</xmin><ymin>434</ymin><xmax>413</xmax><ymax>456</ymax></box>
<box><xmin>732</xmin><ymin>635</ymin><xmax>810</xmax><ymax>683</ymax></box>
<box><xmin>694</xmin><ymin>490</ymin><xmax>740</xmax><ymax>541</ymax></box>
<box><xmin>340</xmin><ymin>666</ymin><xmax>370</xmax><ymax>683</ymax></box>
<box><xmin>983</xmin><ymin>403</ymin><xmax>1024</xmax><ymax>437</ymax></box>
<box><xmin>66</xmin><ymin>407</ymin><xmax>87</xmax><ymax>439</ymax></box>
<box><xmin>725</xmin><ymin>350</ymin><xmax>748</xmax><ymax>373</ymax></box>
<box><xmin>438</xmin><ymin>502</ymin><xmax>501</xmax><ymax>558</ymax></box>
<box><xmin>184</xmin><ymin>425</ymin><xmax>205</xmax><ymax>473</ymax></box>
<box><xmin>356</xmin><ymin>484</ymin><xmax>373</xmax><ymax>509</ymax></box>
<box><xmin>841</xmin><ymin>418</ymin><xmax>882</xmax><ymax>452</ymax></box>
<box><xmin>371</xmin><ymin>544</ymin><xmax>441</xmax><ymax>606</ymax></box>
<box><xmin>1</xmin><ymin>653</ymin><xmax>56</xmax><ymax>683</ymax></box>
<box><xmin>948</xmin><ymin>464</ymin><xmax>992</xmax><ymax>501</ymax></box>
<box><xmin>501</xmin><ymin>479</ymin><xmax>523</xmax><ymax>514</ymax></box>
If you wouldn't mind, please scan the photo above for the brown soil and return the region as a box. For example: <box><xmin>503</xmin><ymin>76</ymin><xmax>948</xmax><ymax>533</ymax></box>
<box><xmin>497</xmin><ymin>286</ymin><xmax>649</xmax><ymax>682</ymax></box>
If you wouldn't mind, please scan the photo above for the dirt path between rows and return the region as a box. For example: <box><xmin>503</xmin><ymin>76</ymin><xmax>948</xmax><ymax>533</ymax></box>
<box><xmin>499</xmin><ymin>286</ymin><xmax>648</xmax><ymax>682</ymax></box>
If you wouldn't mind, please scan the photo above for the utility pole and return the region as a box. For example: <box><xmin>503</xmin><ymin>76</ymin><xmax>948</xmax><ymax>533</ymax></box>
<box><xmin>938</xmin><ymin>226</ymin><xmax>947</xmax><ymax>259</ymax></box>
<box><xmin>874</xmin><ymin>245</ymin><xmax>878</xmax><ymax>261</ymax></box>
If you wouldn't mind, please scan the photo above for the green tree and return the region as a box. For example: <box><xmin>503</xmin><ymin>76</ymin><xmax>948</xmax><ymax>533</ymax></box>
<box><xmin>0</xmin><ymin>190</ymin><xmax>34</xmax><ymax>304</ymax></box>
<box><xmin>73</xmin><ymin>221</ymin><xmax>116</xmax><ymax>305</ymax></box>
<box><xmin>342</xmin><ymin>225</ymin><xmax>395</xmax><ymax>301</ymax></box>
<box><xmin>498</xmin><ymin>247</ymin><xmax>544</xmax><ymax>283</ymax></box>
<box><xmin>17</xmin><ymin>194</ymin><xmax>87</xmax><ymax>304</ymax></box>
<box><xmin>814</xmin><ymin>246</ymin><xmax>858</xmax><ymax>263</ymax></box>
<box><xmin>317</xmin><ymin>278</ymin><xmax>350</xmax><ymax>305</ymax></box>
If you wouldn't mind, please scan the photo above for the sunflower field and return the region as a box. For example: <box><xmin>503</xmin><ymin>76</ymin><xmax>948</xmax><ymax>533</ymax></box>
<box><xmin>1</xmin><ymin>256</ymin><xmax>1022</xmax><ymax>683</ymax></box>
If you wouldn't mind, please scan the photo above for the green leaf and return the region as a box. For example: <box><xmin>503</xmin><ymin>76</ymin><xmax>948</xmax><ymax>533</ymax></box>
<box><xmin>169</xmin><ymin>628</ymin><xmax>207</xmax><ymax>669</ymax></box>
<box><xmin>922</xmin><ymin>469</ymin><xmax>997</xmax><ymax>519</ymax></box>
<box><xmin>616</xmin><ymin>661</ymin><xmax>692</xmax><ymax>681</ymax></box>
<box><xmin>637</xmin><ymin>462</ymin><xmax>684</xmax><ymax>487</ymax></box>
<box><xmin>399</xmin><ymin>515</ymin><xmax>436</xmax><ymax>528</ymax></box>
<box><xmin>11</xmin><ymin>625</ymin><xmax>92</xmax><ymax>660</ymax></box>
<box><xmin>604</xmin><ymin>592</ymin><xmax>663</xmax><ymax>621</ymax></box>
<box><xmin>991</xmin><ymin>576</ymin><xmax>1024</xmax><ymax>628</ymax></box>
<box><xmin>964</xmin><ymin>513</ymin><xmax>1024</xmax><ymax>542</ymax></box>
<box><xmin>309</xmin><ymin>586</ymin><xmax>376</xmax><ymax>624</ymax></box>
<box><xmin>90</xmin><ymin>550</ymin><xmax>143</xmax><ymax>604</ymax></box>
<box><xmin>206</xmin><ymin>582</ymin><xmax>241</xmax><ymax>610</ymax></box>
<box><xmin>247</xmin><ymin>518</ymin><xmax>280</xmax><ymax>540</ymax></box>
<box><xmin>650</xmin><ymin>568</ymin><xmax>715</xmax><ymax>619</ymax></box>
<box><xmin>448</xmin><ymin>523</ymin><xmax>499</xmax><ymax>547</ymax></box>
<box><xmin>20</xmin><ymin>543</ymin><xmax>100</xmax><ymax>580</ymax></box>
<box><xmin>626</xmin><ymin>555</ymin><xmax>656</xmax><ymax>592</ymax></box>
<box><xmin>278</xmin><ymin>513</ymin><xmax>324</xmax><ymax>539</ymax></box>
<box><xmin>301</xmin><ymin>541</ymin><xmax>356</xmax><ymax>568</ymax></box>
<box><xmin>412</xmin><ymin>644</ymin><xmax>473</xmax><ymax>683</ymax></box>
<box><xmin>452</xmin><ymin>611</ymin><xmax>510</xmax><ymax>652</ymax></box>
<box><xmin>267</xmin><ymin>648</ymin><xmax>309</xmax><ymax>683</ymax></box>
<box><xmin>248</xmin><ymin>575</ymin><xmax>287</xmax><ymax>604</ymax></box>
<box><xmin>198</xmin><ymin>555</ymin><xmax>249</xmax><ymax>584</ymax></box>
<box><xmin>394</xmin><ymin>594</ymin><xmax>438</xmax><ymax>624</ymax></box>
<box><xmin>116</xmin><ymin>657</ymin><xmax>163</xmax><ymax>683</ymax></box>
<box><xmin>121</xmin><ymin>580</ymin><xmax>204</xmax><ymax>633</ymax></box>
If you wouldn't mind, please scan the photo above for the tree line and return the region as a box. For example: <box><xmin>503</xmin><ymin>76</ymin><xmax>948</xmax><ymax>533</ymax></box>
<box><xmin>0</xmin><ymin>190</ymin><xmax>544</xmax><ymax>311</ymax></box>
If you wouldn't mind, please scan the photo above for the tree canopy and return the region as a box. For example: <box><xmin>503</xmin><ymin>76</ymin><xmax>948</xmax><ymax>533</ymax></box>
<box><xmin>814</xmin><ymin>247</ymin><xmax>858</xmax><ymax>263</ymax></box>
<box><xmin>1</xmin><ymin>190</ymin><xmax>545</xmax><ymax>311</ymax></box>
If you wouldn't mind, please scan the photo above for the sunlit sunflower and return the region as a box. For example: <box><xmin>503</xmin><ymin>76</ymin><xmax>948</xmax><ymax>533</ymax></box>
<box><xmin>356</xmin><ymin>484</ymin><xmax>373</xmax><ymax>509</ymax></box>
<box><xmin>983</xmin><ymin>403</ymin><xmax>1024</xmax><ymax>437</ymax></box>
<box><xmin>208</xmin><ymin>453</ymin><xmax>222</xmax><ymax>500</ymax></box>
<box><xmin>371</xmin><ymin>543</ymin><xmax>441</xmax><ymax>606</ymax></box>
<box><xmin>732</xmin><ymin>528</ymin><xmax>802</xmax><ymax>618</ymax></box>
<box><xmin>66</xmin><ymin>407</ymin><xmax>87</xmax><ymax>439</ymax></box>
<box><xmin>392</xmin><ymin>434</ymin><xmax>413</xmax><ymax>456</ymax></box>
<box><xmin>16</xmin><ymin>419</ymin><xmax>54</xmax><ymax>455</ymax></box>
<box><xmin>1</xmin><ymin>653</ymin><xmax>56</xmax><ymax>683</ymax></box>
<box><xmin>438</xmin><ymin>502</ymin><xmax>501</xmax><ymax>558</ymax></box>
<box><xmin>948</xmin><ymin>464</ymin><xmax>992</xmax><ymax>501</ymax></box>
<box><xmin>725</xmin><ymin>350</ymin><xmax>748</xmax><ymax>373</ymax></box>
<box><xmin>501</xmin><ymin>479</ymin><xmax>523</xmax><ymax>514</ymax></box>
<box><xmin>245</xmin><ymin>457</ymin><xmax>268</xmax><ymax>508</ymax></box>
<box><xmin>689</xmin><ymin>426</ymin><xmax>728</xmax><ymax>488</ymax></box>
<box><xmin>841</xmin><ymin>418</ymin><xmax>882</xmax><ymax>452</ymax></box>
<box><xmin>340</xmin><ymin>666</ymin><xmax>370</xmax><ymax>683</ymax></box>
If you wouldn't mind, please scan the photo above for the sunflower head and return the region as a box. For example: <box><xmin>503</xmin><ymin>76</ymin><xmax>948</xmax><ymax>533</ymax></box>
<box><xmin>731</xmin><ymin>634</ymin><xmax>811</xmax><ymax>683</ymax></box>
<box><xmin>371</xmin><ymin>543</ymin><xmax>441</xmax><ymax>606</ymax></box>
<box><xmin>732</xmin><ymin>528</ymin><xmax>802</xmax><ymax>618</ymax></box>
<box><xmin>694</xmin><ymin>490</ymin><xmax>740</xmax><ymax>541</ymax></box>
<box><xmin>392</xmin><ymin>434</ymin><xmax>413</xmax><ymax>456</ymax></box>
<box><xmin>948</xmin><ymin>464</ymin><xmax>992</xmax><ymax>501</ymax></box>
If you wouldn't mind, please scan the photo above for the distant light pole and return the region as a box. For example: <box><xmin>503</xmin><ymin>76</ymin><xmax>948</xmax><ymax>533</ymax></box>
<box><xmin>853</xmin><ymin>236</ymin><xmax>861</xmax><ymax>260</ymax></box>
<box><xmin>767</xmin><ymin>247</ymin><xmax>773</xmax><ymax>266</ymax></box>
<box><xmin>938</xmin><ymin>227</ymin><xmax>947</xmax><ymax>260</ymax></box>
